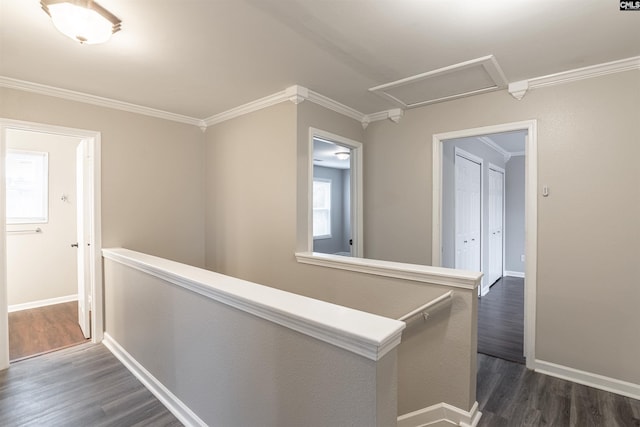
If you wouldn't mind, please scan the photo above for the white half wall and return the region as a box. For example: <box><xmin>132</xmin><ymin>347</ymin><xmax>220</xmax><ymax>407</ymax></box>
<box><xmin>103</xmin><ymin>249</ymin><xmax>402</xmax><ymax>427</ymax></box>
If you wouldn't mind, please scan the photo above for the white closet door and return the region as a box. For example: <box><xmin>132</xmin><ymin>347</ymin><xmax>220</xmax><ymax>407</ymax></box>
<box><xmin>455</xmin><ymin>154</ymin><xmax>481</xmax><ymax>273</ymax></box>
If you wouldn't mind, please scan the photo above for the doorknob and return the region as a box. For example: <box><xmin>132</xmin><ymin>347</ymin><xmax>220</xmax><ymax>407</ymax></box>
<box><xmin>71</xmin><ymin>243</ymin><xmax>79</xmax><ymax>248</ymax></box>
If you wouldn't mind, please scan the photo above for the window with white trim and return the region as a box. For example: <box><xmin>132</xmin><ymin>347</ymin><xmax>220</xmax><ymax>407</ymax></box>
<box><xmin>6</xmin><ymin>150</ymin><xmax>49</xmax><ymax>224</ymax></box>
<box><xmin>313</xmin><ymin>179</ymin><xmax>331</xmax><ymax>239</ymax></box>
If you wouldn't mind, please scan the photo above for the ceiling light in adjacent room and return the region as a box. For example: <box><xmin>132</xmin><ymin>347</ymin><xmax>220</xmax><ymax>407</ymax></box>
<box><xmin>335</xmin><ymin>152</ymin><xmax>350</xmax><ymax>160</ymax></box>
<box><xmin>41</xmin><ymin>0</ymin><xmax>121</xmax><ymax>45</ymax></box>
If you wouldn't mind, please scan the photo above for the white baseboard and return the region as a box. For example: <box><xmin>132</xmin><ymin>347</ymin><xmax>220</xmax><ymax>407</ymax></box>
<box><xmin>535</xmin><ymin>359</ymin><xmax>640</xmax><ymax>400</ymax></box>
<box><xmin>8</xmin><ymin>294</ymin><xmax>77</xmax><ymax>312</ymax></box>
<box><xmin>397</xmin><ymin>401</ymin><xmax>481</xmax><ymax>427</ymax></box>
<box><xmin>504</xmin><ymin>271</ymin><xmax>525</xmax><ymax>278</ymax></box>
<box><xmin>102</xmin><ymin>333</ymin><xmax>207</xmax><ymax>427</ymax></box>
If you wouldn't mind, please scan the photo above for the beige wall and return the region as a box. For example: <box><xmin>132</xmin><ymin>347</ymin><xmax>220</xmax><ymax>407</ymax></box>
<box><xmin>1</xmin><ymin>88</ymin><xmax>206</xmax><ymax>266</ymax></box>
<box><xmin>6</xmin><ymin>130</ymin><xmax>80</xmax><ymax>305</ymax></box>
<box><xmin>365</xmin><ymin>70</ymin><xmax>640</xmax><ymax>385</ymax></box>
<box><xmin>104</xmin><ymin>258</ymin><xmax>398</xmax><ymax>427</ymax></box>
<box><xmin>204</xmin><ymin>100</ymin><xmax>478</xmax><ymax>413</ymax></box>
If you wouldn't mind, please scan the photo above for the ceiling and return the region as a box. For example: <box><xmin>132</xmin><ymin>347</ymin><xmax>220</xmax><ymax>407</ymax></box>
<box><xmin>446</xmin><ymin>130</ymin><xmax>526</xmax><ymax>158</ymax></box>
<box><xmin>484</xmin><ymin>130</ymin><xmax>526</xmax><ymax>155</ymax></box>
<box><xmin>313</xmin><ymin>138</ymin><xmax>350</xmax><ymax>170</ymax></box>
<box><xmin>1</xmin><ymin>1</ymin><xmax>638</xmax><ymax>120</ymax></box>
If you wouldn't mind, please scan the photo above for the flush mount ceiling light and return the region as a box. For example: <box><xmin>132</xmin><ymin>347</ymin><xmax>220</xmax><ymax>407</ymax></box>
<box><xmin>41</xmin><ymin>0</ymin><xmax>121</xmax><ymax>45</ymax></box>
<box><xmin>335</xmin><ymin>152</ymin><xmax>350</xmax><ymax>160</ymax></box>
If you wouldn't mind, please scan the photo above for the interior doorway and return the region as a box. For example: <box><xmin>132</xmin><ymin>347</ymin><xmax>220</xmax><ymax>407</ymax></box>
<box><xmin>308</xmin><ymin>128</ymin><xmax>363</xmax><ymax>257</ymax></box>
<box><xmin>432</xmin><ymin>120</ymin><xmax>537</xmax><ymax>369</ymax></box>
<box><xmin>0</xmin><ymin>119</ymin><xmax>103</xmax><ymax>369</ymax></box>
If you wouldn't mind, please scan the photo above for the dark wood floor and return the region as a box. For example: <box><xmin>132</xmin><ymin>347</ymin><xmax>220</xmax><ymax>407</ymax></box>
<box><xmin>2</xmin><ymin>335</ymin><xmax>638</xmax><ymax>426</ymax></box>
<box><xmin>9</xmin><ymin>301</ymin><xmax>89</xmax><ymax>361</ymax></box>
<box><xmin>477</xmin><ymin>353</ymin><xmax>640</xmax><ymax>426</ymax></box>
<box><xmin>478</xmin><ymin>276</ymin><xmax>525</xmax><ymax>364</ymax></box>
<box><xmin>0</xmin><ymin>343</ymin><xmax>183</xmax><ymax>426</ymax></box>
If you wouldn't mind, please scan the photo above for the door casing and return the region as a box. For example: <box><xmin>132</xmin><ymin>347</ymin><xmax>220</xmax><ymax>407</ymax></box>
<box><xmin>307</xmin><ymin>127</ymin><xmax>363</xmax><ymax>257</ymax></box>
<box><xmin>432</xmin><ymin>119</ymin><xmax>537</xmax><ymax>368</ymax></box>
<box><xmin>487</xmin><ymin>164</ymin><xmax>505</xmax><ymax>288</ymax></box>
<box><xmin>0</xmin><ymin>119</ymin><xmax>103</xmax><ymax>369</ymax></box>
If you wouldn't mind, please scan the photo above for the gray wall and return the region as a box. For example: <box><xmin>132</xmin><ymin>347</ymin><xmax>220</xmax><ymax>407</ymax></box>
<box><xmin>204</xmin><ymin>100</ymin><xmax>479</xmax><ymax>413</ymax></box>
<box><xmin>1</xmin><ymin>88</ymin><xmax>206</xmax><ymax>267</ymax></box>
<box><xmin>364</xmin><ymin>70</ymin><xmax>640</xmax><ymax>386</ymax></box>
<box><xmin>104</xmin><ymin>258</ymin><xmax>398</xmax><ymax>427</ymax></box>
<box><xmin>505</xmin><ymin>155</ymin><xmax>525</xmax><ymax>273</ymax></box>
<box><xmin>312</xmin><ymin>165</ymin><xmax>350</xmax><ymax>254</ymax></box>
<box><xmin>441</xmin><ymin>138</ymin><xmax>507</xmax><ymax>284</ymax></box>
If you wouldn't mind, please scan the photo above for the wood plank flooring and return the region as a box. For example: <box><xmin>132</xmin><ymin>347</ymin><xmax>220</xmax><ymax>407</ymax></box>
<box><xmin>477</xmin><ymin>353</ymin><xmax>640</xmax><ymax>426</ymax></box>
<box><xmin>478</xmin><ymin>276</ymin><xmax>525</xmax><ymax>364</ymax></box>
<box><xmin>0</xmin><ymin>343</ymin><xmax>182</xmax><ymax>426</ymax></box>
<box><xmin>9</xmin><ymin>301</ymin><xmax>89</xmax><ymax>361</ymax></box>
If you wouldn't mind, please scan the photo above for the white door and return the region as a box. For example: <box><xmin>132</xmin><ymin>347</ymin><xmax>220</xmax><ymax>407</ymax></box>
<box><xmin>76</xmin><ymin>140</ymin><xmax>91</xmax><ymax>338</ymax></box>
<box><xmin>455</xmin><ymin>154</ymin><xmax>481</xmax><ymax>273</ymax></box>
<box><xmin>488</xmin><ymin>167</ymin><xmax>504</xmax><ymax>286</ymax></box>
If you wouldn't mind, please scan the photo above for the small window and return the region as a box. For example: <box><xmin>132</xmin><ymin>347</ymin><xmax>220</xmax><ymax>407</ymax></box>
<box><xmin>6</xmin><ymin>150</ymin><xmax>49</xmax><ymax>224</ymax></box>
<box><xmin>313</xmin><ymin>179</ymin><xmax>331</xmax><ymax>239</ymax></box>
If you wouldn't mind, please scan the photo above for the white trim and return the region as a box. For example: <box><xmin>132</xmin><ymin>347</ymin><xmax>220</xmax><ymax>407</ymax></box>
<box><xmin>455</xmin><ymin>147</ymin><xmax>483</xmax><ymax>165</ymax></box>
<box><xmin>478</xmin><ymin>136</ymin><xmax>511</xmax><ymax>162</ymax></box>
<box><xmin>432</xmin><ymin>119</ymin><xmax>537</xmax><ymax>369</ymax></box>
<box><xmin>0</xmin><ymin>123</ymin><xmax>6</xmax><ymax>369</ymax></box>
<box><xmin>102</xmin><ymin>248</ymin><xmax>404</xmax><ymax>361</ymax></box>
<box><xmin>504</xmin><ymin>270</ymin><xmax>525</xmax><ymax>279</ymax></box>
<box><xmin>362</xmin><ymin>108</ymin><xmax>405</xmax><ymax>128</ymax></box>
<box><xmin>203</xmin><ymin>87</ymin><xmax>295</xmax><ymax>127</ymax></box>
<box><xmin>103</xmin><ymin>334</ymin><xmax>207</xmax><ymax>427</ymax></box>
<box><xmin>509</xmin><ymin>56</ymin><xmax>640</xmax><ymax>100</ymax></box>
<box><xmin>534</xmin><ymin>359</ymin><xmax>640</xmax><ymax>401</ymax></box>
<box><xmin>4</xmin><ymin>57</ymin><xmax>637</xmax><ymax>132</ymax></box>
<box><xmin>204</xmin><ymin>85</ymin><xmax>368</xmax><ymax>128</ymax></box>
<box><xmin>1</xmin><ymin>119</ymin><xmax>104</xmax><ymax>368</ymax></box>
<box><xmin>308</xmin><ymin>128</ymin><xmax>364</xmax><ymax>257</ymax></box>
<box><xmin>295</xmin><ymin>251</ymin><xmax>481</xmax><ymax>290</ymax></box>
<box><xmin>488</xmin><ymin>162</ymin><xmax>506</xmax><ymax>295</ymax></box>
<box><xmin>397</xmin><ymin>401</ymin><xmax>481</xmax><ymax>427</ymax></box>
<box><xmin>8</xmin><ymin>294</ymin><xmax>77</xmax><ymax>313</ymax></box>
<box><xmin>0</xmin><ymin>76</ymin><xmax>204</xmax><ymax>129</ymax></box>
<box><xmin>307</xmin><ymin>89</ymin><xmax>366</xmax><ymax>123</ymax></box>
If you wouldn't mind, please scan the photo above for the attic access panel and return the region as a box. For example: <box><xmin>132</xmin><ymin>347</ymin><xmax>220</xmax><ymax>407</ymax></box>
<box><xmin>369</xmin><ymin>55</ymin><xmax>508</xmax><ymax>109</ymax></box>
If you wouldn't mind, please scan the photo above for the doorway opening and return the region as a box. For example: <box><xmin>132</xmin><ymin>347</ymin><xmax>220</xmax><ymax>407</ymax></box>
<box><xmin>308</xmin><ymin>128</ymin><xmax>363</xmax><ymax>257</ymax></box>
<box><xmin>0</xmin><ymin>119</ymin><xmax>103</xmax><ymax>369</ymax></box>
<box><xmin>432</xmin><ymin>120</ymin><xmax>537</xmax><ymax>369</ymax></box>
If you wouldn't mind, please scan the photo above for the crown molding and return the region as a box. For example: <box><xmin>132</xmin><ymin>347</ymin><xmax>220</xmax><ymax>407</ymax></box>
<box><xmin>203</xmin><ymin>85</ymin><xmax>368</xmax><ymax>129</ymax></box>
<box><xmin>361</xmin><ymin>108</ymin><xmax>404</xmax><ymax>129</ymax></box>
<box><xmin>477</xmin><ymin>136</ymin><xmax>511</xmax><ymax>162</ymax></box>
<box><xmin>306</xmin><ymin>89</ymin><xmax>365</xmax><ymax>123</ymax></box>
<box><xmin>6</xmin><ymin>55</ymin><xmax>636</xmax><ymax>131</ymax></box>
<box><xmin>202</xmin><ymin>87</ymin><xmax>293</xmax><ymax>127</ymax></box>
<box><xmin>0</xmin><ymin>76</ymin><xmax>205</xmax><ymax>129</ymax></box>
<box><xmin>509</xmin><ymin>55</ymin><xmax>640</xmax><ymax>100</ymax></box>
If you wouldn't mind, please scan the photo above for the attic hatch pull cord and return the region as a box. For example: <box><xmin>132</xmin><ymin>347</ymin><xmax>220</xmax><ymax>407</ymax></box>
<box><xmin>397</xmin><ymin>291</ymin><xmax>453</xmax><ymax>323</ymax></box>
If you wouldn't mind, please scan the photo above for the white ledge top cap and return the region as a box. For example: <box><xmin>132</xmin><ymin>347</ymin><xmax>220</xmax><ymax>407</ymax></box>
<box><xmin>102</xmin><ymin>248</ymin><xmax>405</xmax><ymax>360</ymax></box>
<box><xmin>295</xmin><ymin>251</ymin><xmax>482</xmax><ymax>289</ymax></box>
